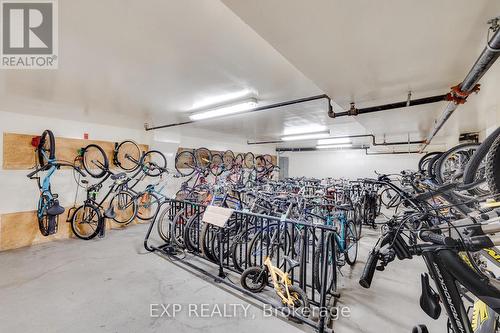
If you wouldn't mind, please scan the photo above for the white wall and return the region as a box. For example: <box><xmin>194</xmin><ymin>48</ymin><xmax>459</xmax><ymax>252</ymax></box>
<box><xmin>281</xmin><ymin>149</ymin><xmax>422</xmax><ymax>179</ymax></box>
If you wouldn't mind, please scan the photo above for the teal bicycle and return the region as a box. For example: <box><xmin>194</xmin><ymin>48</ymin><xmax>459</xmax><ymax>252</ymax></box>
<box><xmin>314</xmin><ymin>207</ymin><xmax>358</xmax><ymax>293</ymax></box>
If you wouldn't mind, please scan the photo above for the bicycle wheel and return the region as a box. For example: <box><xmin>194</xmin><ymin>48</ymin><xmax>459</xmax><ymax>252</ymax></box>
<box><xmin>37</xmin><ymin>129</ymin><xmax>55</xmax><ymax>167</ymax></box>
<box><xmin>156</xmin><ymin>204</ymin><xmax>173</xmax><ymax>242</ymax></box>
<box><xmin>171</xmin><ymin>210</ymin><xmax>188</xmax><ymax>248</ymax></box>
<box><xmin>353</xmin><ymin>203</ymin><xmax>363</xmax><ymax>239</ymax></box>
<box><xmin>486</xmin><ymin>133</ymin><xmax>500</xmax><ymax>194</ymax></box>
<box><xmin>244</xmin><ymin>152</ymin><xmax>255</xmax><ymax>169</ymax></box>
<box><xmin>200</xmin><ymin>223</ymin><xmax>218</xmax><ymax>262</ymax></box>
<box><xmin>288</xmin><ymin>285</ymin><xmax>310</xmax><ymax>316</ymax></box>
<box><xmin>427</xmin><ymin>153</ymin><xmax>443</xmax><ymax>180</ymax></box>
<box><xmin>114</xmin><ymin>140</ymin><xmax>141</xmax><ymax>171</ymax></box>
<box><xmin>418</xmin><ymin>152</ymin><xmax>442</xmax><ymax>175</ymax></box>
<box><xmin>223</xmin><ymin>150</ymin><xmax>235</xmax><ymax>170</ymax></box>
<box><xmin>209</xmin><ymin>153</ymin><xmax>224</xmax><ymax>176</ymax></box>
<box><xmin>255</xmin><ymin>155</ymin><xmax>266</xmax><ymax>173</ymax></box>
<box><xmin>37</xmin><ymin>194</ymin><xmax>52</xmax><ymax>236</ymax></box>
<box><xmin>109</xmin><ymin>191</ymin><xmax>137</xmax><ymax>224</ymax></box>
<box><xmin>345</xmin><ymin>221</ymin><xmax>358</xmax><ymax>265</ymax></box>
<box><xmin>234</xmin><ymin>153</ymin><xmax>244</xmax><ymax>167</ymax></box>
<box><xmin>183</xmin><ymin>212</ymin><xmax>201</xmax><ymax>252</ymax></box>
<box><xmin>82</xmin><ymin>144</ymin><xmax>108</xmax><ymax>178</ymax></box>
<box><xmin>71</xmin><ymin>203</ymin><xmax>101</xmax><ymax>240</ymax></box>
<box><xmin>313</xmin><ymin>237</ymin><xmax>337</xmax><ymax>293</ymax></box>
<box><xmin>464</xmin><ymin>127</ymin><xmax>500</xmax><ymax>195</ymax></box>
<box><xmin>434</xmin><ymin>143</ymin><xmax>480</xmax><ymax>184</ymax></box>
<box><xmin>175</xmin><ymin>150</ymin><xmax>196</xmax><ymax>176</ymax></box>
<box><xmin>175</xmin><ymin>189</ymin><xmax>191</xmax><ymax>201</ymax></box>
<box><xmin>141</xmin><ymin>150</ymin><xmax>167</xmax><ymax>177</ymax></box>
<box><xmin>380</xmin><ymin>187</ymin><xmax>401</xmax><ymax>208</ymax></box>
<box><xmin>240</xmin><ymin>266</ymin><xmax>268</xmax><ymax>292</ymax></box>
<box><xmin>194</xmin><ymin>148</ymin><xmax>212</xmax><ymax>170</ymax></box>
<box><xmin>136</xmin><ymin>192</ymin><xmax>160</xmax><ymax>221</ymax></box>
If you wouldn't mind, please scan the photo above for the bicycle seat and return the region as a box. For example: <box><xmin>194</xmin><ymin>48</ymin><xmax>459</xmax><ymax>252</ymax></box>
<box><xmin>419</xmin><ymin>273</ymin><xmax>441</xmax><ymax>320</ymax></box>
<box><xmin>110</xmin><ymin>172</ymin><xmax>127</xmax><ymax>180</ymax></box>
<box><xmin>47</xmin><ymin>201</ymin><xmax>65</xmax><ymax>216</ymax></box>
<box><xmin>283</xmin><ymin>256</ymin><xmax>300</xmax><ymax>270</ymax></box>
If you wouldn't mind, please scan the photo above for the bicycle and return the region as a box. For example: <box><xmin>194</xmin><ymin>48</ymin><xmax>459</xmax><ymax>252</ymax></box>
<box><xmin>27</xmin><ymin>130</ymin><xmax>86</xmax><ymax>236</ymax></box>
<box><xmin>241</xmin><ymin>228</ymin><xmax>310</xmax><ymax>316</ymax></box>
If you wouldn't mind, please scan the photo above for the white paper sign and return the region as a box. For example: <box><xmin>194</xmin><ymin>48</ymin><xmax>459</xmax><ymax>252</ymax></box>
<box><xmin>202</xmin><ymin>205</ymin><xmax>234</xmax><ymax>227</ymax></box>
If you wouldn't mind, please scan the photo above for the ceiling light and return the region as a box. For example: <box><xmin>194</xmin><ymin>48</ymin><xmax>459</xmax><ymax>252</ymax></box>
<box><xmin>316</xmin><ymin>144</ymin><xmax>353</xmax><ymax>149</ymax></box>
<box><xmin>317</xmin><ymin>137</ymin><xmax>352</xmax><ymax>145</ymax></box>
<box><xmin>281</xmin><ymin>131</ymin><xmax>330</xmax><ymax>141</ymax></box>
<box><xmin>283</xmin><ymin>125</ymin><xmax>328</xmax><ymax>136</ymax></box>
<box><xmin>189</xmin><ymin>98</ymin><xmax>257</xmax><ymax>121</ymax></box>
<box><xmin>191</xmin><ymin>89</ymin><xmax>252</xmax><ymax>110</ymax></box>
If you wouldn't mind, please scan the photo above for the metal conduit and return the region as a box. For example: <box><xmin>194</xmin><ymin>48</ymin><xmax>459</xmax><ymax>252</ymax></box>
<box><xmin>422</xmin><ymin>28</ymin><xmax>500</xmax><ymax>151</ymax></box>
<box><xmin>248</xmin><ymin>134</ymin><xmax>425</xmax><ymax>146</ymax></box>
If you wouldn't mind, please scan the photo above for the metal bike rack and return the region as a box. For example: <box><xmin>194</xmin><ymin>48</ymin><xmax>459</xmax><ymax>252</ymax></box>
<box><xmin>144</xmin><ymin>199</ymin><xmax>340</xmax><ymax>332</ymax></box>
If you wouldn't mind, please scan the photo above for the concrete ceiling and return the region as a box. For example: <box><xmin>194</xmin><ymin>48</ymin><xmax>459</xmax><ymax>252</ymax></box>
<box><xmin>0</xmin><ymin>0</ymin><xmax>499</xmax><ymax>146</ymax></box>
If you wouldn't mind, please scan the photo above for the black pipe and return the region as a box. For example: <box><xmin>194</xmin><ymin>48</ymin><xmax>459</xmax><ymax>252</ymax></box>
<box><xmin>249</xmin><ymin>134</ymin><xmax>425</xmax><ymax>146</ymax></box>
<box><xmin>329</xmin><ymin>94</ymin><xmax>447</xmax><ymax>118</ymax></box>
<box><xmin>145</xmin><ymin>94</ymin><xmax>331</xmax><ymax>131</ymax></box>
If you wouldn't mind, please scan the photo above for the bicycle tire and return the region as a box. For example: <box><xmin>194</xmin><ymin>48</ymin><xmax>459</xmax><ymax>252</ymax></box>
<box><xmin>37</xmin><ymin>129</ymin><xmax>55</xmax><ymax>167</ymax></box>
<box><xmin>240</xmin><ymin>266</ymin><xmax>268</xmax><ymax>292</ymax></box>
<box><xmin>345</xmin><ymin>221</ymin><xmax>358</xmax><ymax>265</ymax></box>
<box><xmin>175</xmin><ymin>150</ymin><xmax>196</xmax><ymax>176</ymax></box>
<box><xmin>171</xmin><ymin>210</ymin><xmax>188</xmax><ymax>248</ymax></box>
<box><xmin>37</xmin><ymin>194</ymin><xmax>52</xmax><ymax>236</ymax></box>
<box><xmin>486</xmin><ymin>133</ymin><xmax>500</xmax><ymax>194</ymax></box>
<box><xmin>156</xmin><ymin>204</ymin><xmax>173</xmax><ymax>242</ymax></box>
<box><xmin>183</xmin><ymin>212</ymin><xmax>201</xmax><ymax>252</ymax></box>
<box><xmin>427</xmin><ymin>153</ymin><xmax>443</xmax><ymax>180</ymax></box>
<box><xmin>194</xmin><ymin>148</ymin><xmax>212</xmax><ymax>170</ymax></box>
<box><xmin>463</xmin><ymin>127</ymin><xmax>500</xmax><ymax>195</ymax></box>
<box><xmin>109</xmin><ymin>191</ymin><xmax>137</xmax><ymax>224</ymax></box>
<box><xmin>313</xmin><ymin>238</ymin><xmax>337</xmax><ymax>294</ymax></box>
<box><xmin>244</xmin><ymin>152</ymin><xmax>255</xmax><ymax>169</ymax></box>
<box><xmin>434</xmin><ymin>143</ymin><xmax>480</xmax><ymax>184</ymax></box>
<box><xmin>200</xmin><ymin>223</ymin><xmax>218</xmax><ymax>262</ymax></box>
<box><xmin>418</xmin><ymin>152</ymin><xmax>442</xmax><ymax>175</ymax></box>
<box><xmin>288</xmin><ymin>285</ymin><xmax>310</xmax><ymax>316</ymax></box>
<box><xmin>82</xmin><ymin>144</ymin><xmax>108</xmax><ymax>178</ymax></box>
<box><xmin>222</xmin><ymin>150</ymin><xmax>235</xmax><ymax>170</ymax></box>
<box><xmin>114</xmin><ymin>140</ymin><xmax>141</xmax><ymax>172</ymax></box>
<box><xmin>209</xmin><ymin>153</ymin><xmax>224</xmax><ymax>176</ymax></box>
<box><xmin>71</xmin><ymin>203</ymin><xmax>102</xmax><ymax>240</ymax></box>
<box><xmin>141</xmin><ymin>150</ymin><xmax>167</xmax><ymax>177</ymax></box>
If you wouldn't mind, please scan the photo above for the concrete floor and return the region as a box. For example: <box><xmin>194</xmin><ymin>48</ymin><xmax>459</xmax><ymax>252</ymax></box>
<box><xmin>0</xmin><ymin>223</ymin><xmax>446</xmax><ymax>333</ymax></box>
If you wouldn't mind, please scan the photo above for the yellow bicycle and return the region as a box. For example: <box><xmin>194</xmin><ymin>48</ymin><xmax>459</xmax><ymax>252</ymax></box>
<box><xmin>241</xmin><ymin>254</ymin><xmax>310</xmax><ymax>314</ymax></box>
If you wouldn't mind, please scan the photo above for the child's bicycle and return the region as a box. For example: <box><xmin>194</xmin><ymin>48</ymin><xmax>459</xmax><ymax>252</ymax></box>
<box><xmin>240</xmin><ymin>230</ymin><xmax>310</xmax><ymax>316</ymax></box>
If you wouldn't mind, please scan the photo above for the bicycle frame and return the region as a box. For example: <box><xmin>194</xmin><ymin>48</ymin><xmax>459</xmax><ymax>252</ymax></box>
<box><xmin>263</xmin><ymin>256</ymin><xmax>296</xmax><ymax>307</ymax></box>
<box><xmin>421</xmin><ymin>248</ymin><xmax>500</xmax><ymax>333</ymax></box>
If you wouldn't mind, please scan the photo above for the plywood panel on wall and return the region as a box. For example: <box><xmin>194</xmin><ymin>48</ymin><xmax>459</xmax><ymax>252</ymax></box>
<box><xmin>0</xmin><ymin>208</ymin><xmax>149</xmax><ymax>251</ymax></box>
<box><xmin>3</xmin><ymin>132</ymin><xmax>149</xmax><ymax>170</ymax></box>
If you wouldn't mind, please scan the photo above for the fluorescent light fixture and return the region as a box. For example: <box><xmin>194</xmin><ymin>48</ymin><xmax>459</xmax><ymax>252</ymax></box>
<box><xmin>281</xmin><ymin>131</ymin><xmax>330</xmax><ymax>141</ymax></box>
<box><xmin>191</xmin><ymin>89</ymin><xmax>252</xmax><ymax>110</ymax></box>
<box><xmin>316</xmin><ymin>144</ymin><xmax>353</xmax><ymax>149</ymax></box>
<box><xmin>190</xmin><ymin>98</ymin><xmax>257</xmax><ymax>121</ymax></box>
<box><xmin>317</xmin><ymin>137</ymin><xmax>351</xmax><ymax>145</ymax></box>
<box><xmin>283</xmin><ymin>124</ymin><xmax>328</xmax><ymax>136</ymax></box>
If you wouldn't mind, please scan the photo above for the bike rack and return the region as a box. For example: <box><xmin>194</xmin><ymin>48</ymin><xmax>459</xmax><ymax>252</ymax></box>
<box><xmin>144</xmin><ymin>199</ymin><xmax>339</xmax><ymax>332</ymax></box>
